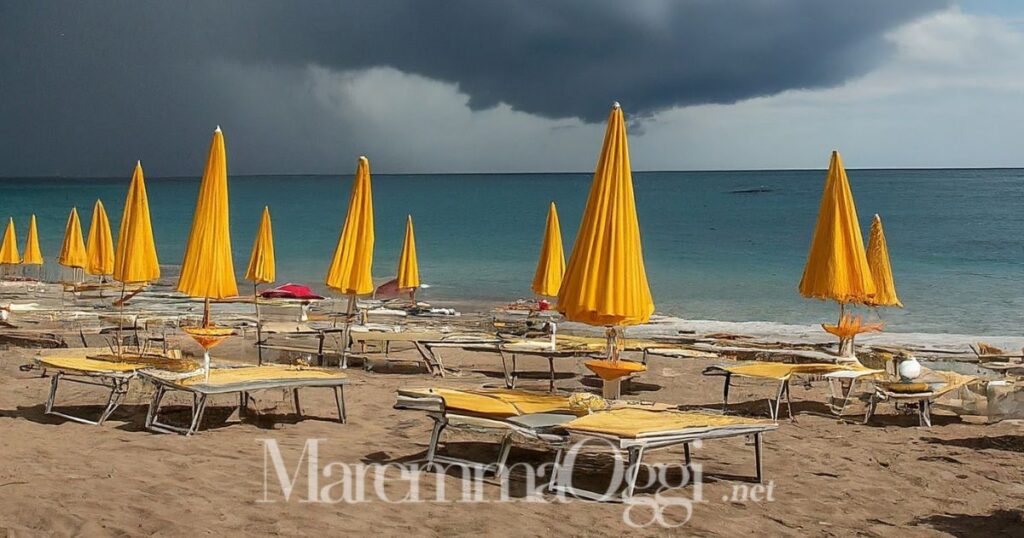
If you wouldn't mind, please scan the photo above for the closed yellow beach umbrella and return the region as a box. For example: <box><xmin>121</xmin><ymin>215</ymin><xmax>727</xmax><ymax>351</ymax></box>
<box><xmin>113</xmin><ymin>161</ymin><xmax>161</xmax><ymax>285</ymax></box>
<box><xmin>799</xmin><ymin>151</ymin><xmax>876</xmax><ymax>357</ymax></box>
<box><xmin>58</xmin><ymin>208</ymin><xmax>88</xmax><ymax>270</ymax></box>
<box><xmin>799</xmin><ymin>151</ymin><xmax>875</xmax><ymax>305</ymax></box>
<box><xmin>86</xmin><ymin>200</ymin><xmax>115</xmax><ymax>277</ymax></box>
<box><xmin>0</xmin><ymin>218</ymin><xmax>20</xmax><ymax>265</ymax></box>
<box><xmin>177</xmin><ymin>126</ymin><xmax>237</xmax><ymax>375</ymax></box>
<box><xmin>326</xmin><ymin>156</ymin><xmax>374</xmax><ymax>368</ymax></box>
<box><xmin>866</xmin><ymin>214</ymin><xmax>902</xmax><ymax>308</ymax></box>
<box><xmin>245</xmin><ymin>206</ymin><xmax>275</xmax><ymax>285</ymax></box>
<box><xmin>531</xmin><ymin>202</ymin><xmax>565</xmax><ymax>297</ymax></box>
<box><xmin>396</xmin><ymin>215</ymin><xmax>419</xmax><ymax>291</ymax></box>
<box><xmin>558</xmin><ymin>103</ymin><xmax>654</xmax><ymax>327</ymax></box>
<box><xmin>23</xmin><ymin>215</ymin><xmax>43</xmax><ymax>265</ymax></box>
<box><xmin>177</xmin><ymin>126</ymin><xmax>238</xmax><ymax>303</ymax></box>
<box><xmin>326</xmin><ymin>156</ymin><xmax>375</xmax><ymax>295</ymax></box>
<box><xmin>245</xmin><ymin>206</ymin><xmax>275</xmax><ymax>365</ymax></box>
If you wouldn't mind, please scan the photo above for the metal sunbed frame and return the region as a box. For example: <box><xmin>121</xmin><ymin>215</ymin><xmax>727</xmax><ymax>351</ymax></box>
<box><xmin>396</xmin><ymin>391</ymin><xmax>778</xmax><ymax>501</ymax></box>
<box><xmin>548</xmin><ymin>421</ymin><xmax>777</xmax><ymax>501</ymax></box>
<box><xmin>141</xmin><ymin>370</ymin><xmax>348</xmax><ymax>435</ymax></box>
<box><xmin>44</xmin><ymin>368</ymin><xmax>136</xmax><ymax>426</ymax></box>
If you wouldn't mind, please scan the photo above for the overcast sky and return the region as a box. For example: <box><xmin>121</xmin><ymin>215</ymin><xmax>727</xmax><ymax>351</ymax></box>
<box><xmin>1</xmin><ymin>0</ymin><xmax>1022</xmax><ymax>176</ymax></box>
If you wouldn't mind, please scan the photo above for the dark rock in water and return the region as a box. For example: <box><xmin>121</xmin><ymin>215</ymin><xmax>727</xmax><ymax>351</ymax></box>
<box><xmin>729</xmin><ymin>186</ymin><xmax>774</xmax><ymax>194</ymax></box>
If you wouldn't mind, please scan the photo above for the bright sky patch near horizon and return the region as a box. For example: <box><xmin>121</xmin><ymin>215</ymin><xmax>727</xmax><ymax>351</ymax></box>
<box><xmin>0</xmin><ymin>1</ymin><xmax>1021</xmax><ymax>176</ymax></box>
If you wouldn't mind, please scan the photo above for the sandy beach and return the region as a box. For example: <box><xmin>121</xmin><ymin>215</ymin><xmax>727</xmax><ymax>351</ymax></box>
<box><xmin>1</xmin><ymin>296</ymin><xmax>1022</xmax><ymax>536</ymax></box>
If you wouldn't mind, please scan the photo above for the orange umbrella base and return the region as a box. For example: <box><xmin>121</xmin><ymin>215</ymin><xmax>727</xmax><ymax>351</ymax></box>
<box><xmin>584</xmin><ymin>359</ymin><xmax>646</xmax><ymax>381</ymax></box>
<box><xmin>184</xmin><ymin>326</ymin><xmax>234</xmax><ymax>350</ymax></box>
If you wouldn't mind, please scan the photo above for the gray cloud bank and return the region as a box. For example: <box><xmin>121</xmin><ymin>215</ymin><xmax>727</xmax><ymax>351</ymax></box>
<box><xmin>0</xmin><ymin>0</ymin><xmax>949</xmax><ymax>175</ymax></box>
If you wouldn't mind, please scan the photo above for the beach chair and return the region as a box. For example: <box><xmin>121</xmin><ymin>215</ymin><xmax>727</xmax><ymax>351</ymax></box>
<box><xmin>352</xmin><ymin>331</ymin><xmax>500</xmax><ymax>375</ymax></box>
<box><xmin>703</xmin><ymin>361</ymin><xmax>882</xmax><ymax>420</ymax></box>
<box><xmin>141</xmin><ymin>365</ymin><xmax>348</xmax><ymax>435</ymax></box>
<box><xmin>35</xmin><ymin>355</ymin><xmax>145</xmax><ymax>425</ymax></box>
<box><xmin>549</xmin><ymin>408</ymin><xmax>777</xmax><ymax>500</ymax></box>
<box><xmin>395</xmin><ymin>387</ymin><xmax>578</xmax><ymax>474</ymax></box>
<box><xmin>395</xmin><ymin>388</ymin><xmax>777</xmax><ymax>500</ymax></box>
<box><xmin>864</xmin><ymin>370</ymin><xmax>977</xmax><ymax>427</ymax></box>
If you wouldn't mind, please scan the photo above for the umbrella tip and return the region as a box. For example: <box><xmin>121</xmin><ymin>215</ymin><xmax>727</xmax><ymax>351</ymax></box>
<box><xmin>214</xmin><ymin>125</ymin><xmax>222</xmax><ymax>133</ymax></box>
<box><xmin>359</xmin><ymin>155</ymin><xmax>368</xmax><ymax>162</ymax></box>
<box><xmin>612</xmin><ymin>101</ymin><xmax>621</xmax><ymax>109</ymax></box>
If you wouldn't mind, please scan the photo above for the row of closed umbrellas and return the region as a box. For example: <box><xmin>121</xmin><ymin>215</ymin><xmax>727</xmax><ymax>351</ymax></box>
<box><xmin>0</xmin><ymin>103</ymin><xmax>900</xmax><ymax>357</ymax></box>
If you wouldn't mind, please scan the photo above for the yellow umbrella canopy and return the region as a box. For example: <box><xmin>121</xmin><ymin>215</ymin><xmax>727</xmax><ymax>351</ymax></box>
<box><xmin>326</xmin><ymin>156</ymin><xmax>375</xmax><ymax>295</ymax></box>
<box><xmin>798</xmin><ymin>151</ymin><xmax>876</xmax><ymax>305</ymax></box>
<box><xmin>23</xmin><ymin>215</ymin><xmax>43</xmax><ymax>265</ymax></box>
<box><xmin>558</xmin><ymin>103</ymin><xmax>654</xmax><ymax>326</ymax></box>
<box><xmin>114</xmin><ymin>161</ymin><xmax>161</xmax><ymax>284</ymax></box>
<box><xmin>245</xmin><ymin>206</ymin><xmax>275</xmax><ymax>284</ymax></box>
<box><xmin>531</xmin><ymin>201</ymin><xmax>565</xmax><ymax>297</ymax></box>
<box><xmin>396</xmin><ymin>214</ymin><xmax>419</xmax><ymax>290</ymax></box>
<box><xmin>177</xmin><ymin>126</ymin><xmax>238</xmax><ymax>300</ymax></box>
<box><xmin>866</xmin><ymin>214</ymin><xmax>902</xmax><ymax>308</ymax></box>
<box><xmin>58</xmin><ymin>207</ymin><xmax>88</xmax><ymax>269</ymax></box>
<box><xmin>85</xmin><ymin>199</ymin><xmax>115</xmax><ymax>276</ymax></box>
<box><xmin>0</xmin><ymin>218</ymin><xmax>20</xmax><ymax>264</ymax></box>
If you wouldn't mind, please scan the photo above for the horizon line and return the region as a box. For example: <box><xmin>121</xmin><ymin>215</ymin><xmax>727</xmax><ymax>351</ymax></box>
<box><xmin>0</xmin><ymin>165</ymin><xmax>1022</xmax><ymax>180</ymax></box>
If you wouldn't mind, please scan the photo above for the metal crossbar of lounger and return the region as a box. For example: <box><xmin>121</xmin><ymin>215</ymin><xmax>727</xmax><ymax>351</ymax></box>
<box><xmin>35</xmin><ymin>357</ymin><xmax>142</xmax><ymax>426</ymax></box>
<box><xmin>548</xmin><ymin>422</ymin><xmax>777</xmax><ymax>501</ymax></box>
<box><xmin>141</xmin><ymin>369</ymin><xmax>348</xmax><ymax>435</ymax></box>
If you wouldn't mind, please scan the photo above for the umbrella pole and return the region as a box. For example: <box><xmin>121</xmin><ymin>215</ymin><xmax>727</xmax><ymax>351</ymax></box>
<box><xmin>254</xmin><ymin>283</ymin><xmax>263</xmax><ymax>366</ymax></box>
<box><xmin>340</xmin><ymin>294</ymin><xmax>355</xmax><ymax>369</ymax></box>
<box><xmin>117</xmin><ymin>282</ymin><xmax>126</xmax><ymax>358</ymax></box>
<box><xmin>201</xmin><ymin>297</ymin><xmax>212</xmax><ymax>378</ymax></box>
<box><xmin>603</xmin><ymin>326</ymin><xmax>623</xmax><ymax>399</ymax></box>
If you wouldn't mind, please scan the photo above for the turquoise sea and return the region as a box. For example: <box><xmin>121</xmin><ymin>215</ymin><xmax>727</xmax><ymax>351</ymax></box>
<box><xmin>1</xmin><ymin>169</ymin><xmax>1021</xmax><ymax>335</ymax></box>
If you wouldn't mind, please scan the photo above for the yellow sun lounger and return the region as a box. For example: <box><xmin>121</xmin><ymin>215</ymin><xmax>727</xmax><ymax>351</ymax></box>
<box><xmin>141</xmin><ymin>365</ymin><xmax>348</xmax><ymax>435</ymax></box>
<box><xmin>550</xmin><ymin>408</ymin><xmax>777</xmax><ymax>500</ymax></box>
<box><xmin>703</xmin><ymin>361</ymin><xmax>882</xmax><ymax>420</ymax></box>
<box><xmin>35</xmin><ymin>356</ymin><xmax>147</xmax><ymax>426</ymax></box>
<box><xmin>395</xmin><ymin>388</ymin><xmax>777</xmax><ymax>500</ymax></box>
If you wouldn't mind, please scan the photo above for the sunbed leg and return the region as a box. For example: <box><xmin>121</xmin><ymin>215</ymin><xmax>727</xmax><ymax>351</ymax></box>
<box><xmin>188</xmin><ymin>394</ymin><xmax>208</xmax><ymax>435</ymax></box>
<box><xmin>784</xmin><ymin>380</ymin><xmax>795</xmax><ymax>422</ymax></box>
<box><xmin>770</xmin><ymin>380</ymin><xmax>786</xmax><ymax>421</ymax></box>
<box><xmin>239</xmin><ymin>391</ymin><xmax>248</xmax><ymax>417</ymax></box>
<box><xmin>146</xmin><ymin>385</ymin><xmax>165</xmax><ymax>429</ymax></box>
<box><xmin>753</xmin><ymin>433</ymin><xmax>764</xmax><ymax>484</ymax></box>
<box><xmin>682</xmin><ymin>442</ymin><xmax>693</xmax><ymax>485</ymax></box>
<box><xmin>493</xmin><ymin>434</ymin><xmax>513</xmax><ymax>479</ymax></box>
<box><xmin>511</xmin><ymin>354</ymin><xmax>518</xmax><ymax>389</ymax></box>
<box><xmin>97</xmin><ymin>378</ymin><xmax>129</xmax><ymax>425</ymax></box>
<box><xmin>722</xmin><ymin>373</ymin><xmax>731</xmax><ymax>413</ymax></box>
<box><xmin>292</xmin><ymin>389</ymin><xmax>302</xmax><ymax>417</ymax></box>
<box><xmin>498</xmin><ymin>348</ymin><xmax>513</xmax><ymax>388</ymax></box>
<box><xmin>547</xmin><ymin>448</ymin><xmax>565</xmax><ymax>492</ymax></box>
<box><xmin>334</xmin><ymin>386</ymin><xmax>347</xmax><ymax>424</ymax></box>
<box><xmin>45</xmin><ymin>372</ymin><xmax>62</xmax><ymax>414</ymax></box>
<box><xmin>548</xmin><ymin>356</ymin><xmax>555</xmax><ymax>393</ymax></box>
<box><xmin>622</xmin><ymin>447</ymin><xmax>645</xmax><ymax>500</ymax></box>
<box><xmin>863</xmin><ymin>393</ymin><xmax>878</xmax><ymax>425</ymax></box>
<box><xmin>919</xmin><ymin>399</ymin><xmax>931</xmax><ymax>427</ymax></box>
<box><xmin>426</xmin><ymin>417</ymin><xmax>447</xmax><ymax>464</ymax></box>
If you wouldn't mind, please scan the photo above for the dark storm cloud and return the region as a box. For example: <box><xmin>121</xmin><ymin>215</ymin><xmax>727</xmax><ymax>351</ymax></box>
<box><xmin>0</xmin><ymin>0</ymin><xmax>950</xmax><ymax>175</ymax></box>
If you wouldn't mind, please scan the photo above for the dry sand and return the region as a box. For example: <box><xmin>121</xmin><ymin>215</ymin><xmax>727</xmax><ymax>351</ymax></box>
<box><xmin>1</xmin><ymin>336</ymin><xmax>1022</xmax><ymax>537</ymax></box>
